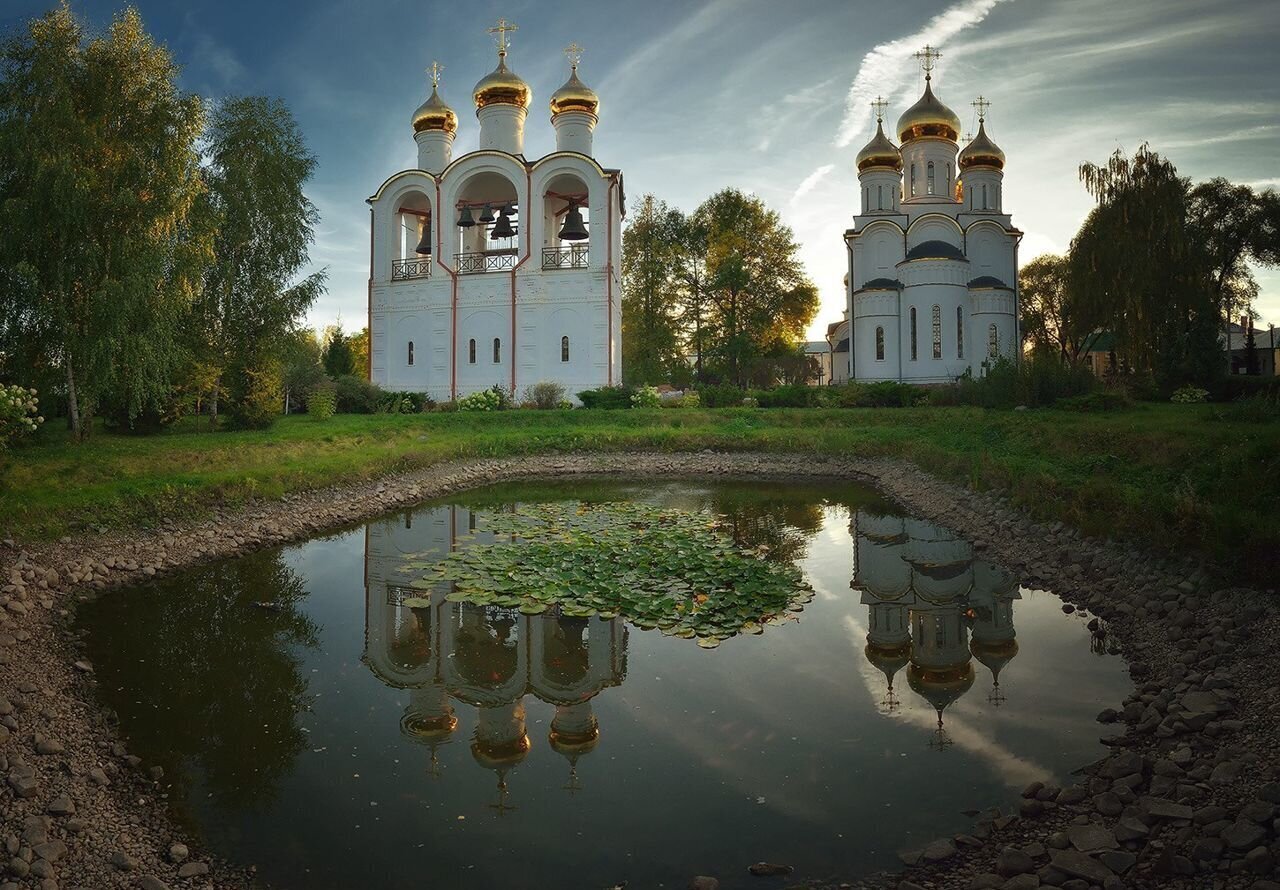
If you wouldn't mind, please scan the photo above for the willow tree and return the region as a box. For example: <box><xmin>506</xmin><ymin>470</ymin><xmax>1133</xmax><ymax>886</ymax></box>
<box><xmin>692</xmin><ymin>189</ymin><xmax>818</xmax><ymax>386</ymax></box>
<box><xmin>195</xmin><ymin>96</ymin><xmax>325</xmax><ymax>424</ymax></box>
<box><xmin>1018</xmin><ymin>254</ymin><xmax>1099</xmax><ymax>364</ymax></box>
<box><xmin>621</xmin><ymin>195</ymin><xmax>685</xmax><ymax>385</ymax></box>
<box><xmin>0</xmin><ymin>4</ymin><xmax>210</xmax><ymax>438</ymax></box>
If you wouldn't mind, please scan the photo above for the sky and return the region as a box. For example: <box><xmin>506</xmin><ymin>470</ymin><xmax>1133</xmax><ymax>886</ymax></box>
<box><xmin>6</xmin><ymin>0</ymin><xmax>1280</xmax><ymax>339</ymax></box>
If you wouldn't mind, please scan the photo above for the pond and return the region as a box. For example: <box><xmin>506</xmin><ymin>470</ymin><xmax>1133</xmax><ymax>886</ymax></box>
<box><xmin>79</xmin><ymin>479</ymin><xmax>1128</xmax><ymax>890</ymax></box>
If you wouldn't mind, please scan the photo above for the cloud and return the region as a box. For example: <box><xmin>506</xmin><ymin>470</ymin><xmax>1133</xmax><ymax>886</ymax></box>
<box><xmin>791</xmin><ymin>164</ymin><xmax>836</xmax><ymax>208</ymax></box>
<box><xmin>835</xmin><ymin>0</ymin><xmax>1014</xmax><ymax>148</ymax></box>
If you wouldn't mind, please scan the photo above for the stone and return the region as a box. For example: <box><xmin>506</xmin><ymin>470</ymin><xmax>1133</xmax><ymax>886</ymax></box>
<box><xmin>1098</xmin><ymin>850</ymin><xmax>1137</xmax><ymax>874</ymax></box>
<box><xmin>45</xmin><ymin>794</ymin><xmax>75</xmax><ymax>816</ymax></box>
<box><xmin>1066</xmin><ymin>824</ymin><xmax>1117</xmax><ymax>853</ymax></box>
<box><xmin>1151</xmin><ymin>848</ymin><xmax>1196</xmax><ymax>876</ymax></box>
<box><xmin>1193</xmin><ymin>804</ymin><xmax>1229</xmax><ymax>825</ymax></box>
<box><xmin>967</xmin><ymin>874</ymin><xmax>1003</xmax><ymax>889</ymax></box>
<box><xmin>88</xmin><ymin>767</ymin><xmax>109</xmax><ymax>786</ymax></box>
<box><xmin>1000</xmin><ymin>876</ymin><xmax>1039</xmax><ymax>890</ymax></box>
<box><xmin>31</xmin><ymin>841</ymin><xmax>65</xmax><ymax>863</ymax></box>
<box><xmin>1245</xmin><ymin>846</ymin><xmax>1276</xmax><ymax>874</ymax></box>
<box><xmin>110</xmin><ymin>851</ymin><xmax>137</xmax><ymax>871</ymax></box>
<box><xmin>136</xmin><ymin>878</ymin><xmax>171</xmax><ymax>890</ymax></box>
<box><xmin>1223</xmin><ymin>820</ymin><xmax>1268</xmax><ymax>852</ymax></box>
<box><xmin>167</xmin><ymin>843</ymin><xmax>188</xmax><ymax>863</ymax></box>
<box><xmin>1092</xmin><ymin>792</ymin><xmax>1123</xmax><ymax>816</ymax></box>
<box><xmin>747</xmin><ymin>863</ymin><xmax>792</xmax><ymax>876</ymax></box>
<box><xmin>921</xmin><ymin>839</ymin><xmax>957</xmax><ymax>862</ymax></box>
<box><xmin>1191</xmin><ymin>836</ymin><xmax>1226</xmax><ymax>860</ymax></box>
<box><xmin>1142</xmin><ymin>796</ymin><xmax>1193</xmax><ymax>820</ymax></box>
<box><xmin>996</xmin><ymin>847</ymin><xmax>1035</xmax><ymax>877</ymax></box>
<box><xmin>1049</xmin><ymin>849</ymin><xmax>1115</xmax><ymax>884</ymax></box>
<box><xmin>1056</xmin><ymin>785</ymin><xmax>1087</xmax><ymax>805</ymax></box>
<box><xmin>688</xmin><ymin>877</ymin><xmax>719</xmax><ymax>890</ymax></box>
<box><xmin>1099</xmin><ymin>751</ymin><xmax>1143</xmax><ymax>779</ymax></box>
<box><xmin>176</xmin><ymin>862</ymin><xmax>208</xmax><ymax>878</ymax></box>
<box><xmin>1241</xmin><ymin>800</ymin><xmax>1276</xmax><ymax>823</ymax></box>
<box><xmin>33</xmin><ymin>738</ymin><xmax>63</xmax><ymax>756</ymax></box>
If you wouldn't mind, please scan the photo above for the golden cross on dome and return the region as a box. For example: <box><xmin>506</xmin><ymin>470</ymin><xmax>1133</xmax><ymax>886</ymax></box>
<box><xmin>488</xmin><ymin>17</ymin><xmax>518</xmax><ymax>56</ymax></box>
<box><xmin>870</xmin><ymin>95</ymin><xmax>889</xmax><ymax>123</ymax></box>
<box><xmin>427</xmin><ymin>61</ymin><xmax>443</xmax><ymax>90</ymax></box>
<box><xmin>564</xmin><ymin>42</ymin><xmax>584</xmax><ymax>71</ymax></box>
<box><xmin>972</xmin><ymin>95</ymin><xmax>991</xmax><ymax>122</ymax></box>
<box><xmin>914</xmin><ymin>44</ymin><xmax>942</xmax><ymax>80</ymax></box>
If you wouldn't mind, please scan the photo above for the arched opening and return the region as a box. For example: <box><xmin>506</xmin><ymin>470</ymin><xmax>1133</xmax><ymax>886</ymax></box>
<box><xmin>492</xmin><ymin>337</ymin><xmax>501</xmax><ymax>364</ymax></box>
<box><xmin>561</xmin><ymin>335</ymin><xmax>570</xmax><ymax>363</ymax></box>
<box><xmin>931</xmin><ymin>305</ymin><xmax>942</xmax><ymax>359</ymax></box>
<box><xmin>468</xmin><ymin>338</ymin><xmax>477</xmax><ymax>364</ymax></box>
<box><xmin>392</xmin><ymin>189</ymin><xmax>432</xmax><ymax>281</ymax></box>
<box><xmin>927</xmin><ymin>162</ymin><xmax>936</xmax><ymax>196</ymax></box>
<box><xmin>541</xmin><ymin>172</ymin><xmax>591</xmax><ymax>270</ymax></box>
<box><xmin>875</xmin><ymin>326</ymin><xmax>885</xmax><ymax>361</ymax></box>
<box><xmin>910</xmin><ymin>164</ymin><xmax>918</xmax><ymax>197</ymax></box>
<box><xmin>408</xmin><ymin>340</ymin><xmax>415</xmax><ymax>366</ymax></box>
<box><xmin>454</xmin><ymin>171</ymin><xmax>520</xmax><ymax>274</ymax></box>
<box><xmin>910</xmin><ymin>307</ymin><xmax>918</xmax><ymax>361</ymax></box>
<box><xmin>988</xmin><ymin>324</ymin><xmax>999</xmax><ymax>358</ymax></box>
<box><xmin>956</xmin><ymin>307</ymin><xmax>964</xmax><ymax>359</ymax></box>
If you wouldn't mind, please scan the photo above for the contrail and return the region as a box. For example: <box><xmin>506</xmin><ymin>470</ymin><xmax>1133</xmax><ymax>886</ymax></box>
<box><xmin>835</xmin><ymin>0</ymin><xmax>1014</xmax><ymax>147</ymax></box>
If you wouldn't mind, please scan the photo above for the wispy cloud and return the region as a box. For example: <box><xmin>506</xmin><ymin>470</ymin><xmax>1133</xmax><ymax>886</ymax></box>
<box><xmin>791</xmin><ymin>164</ymin><xmax>835</xmax><ymax>207</ymax></box>
<box><xmin>835</xmin><ymin>0</ymin><xmax>1013</xmax><ymax>147</ymax></box>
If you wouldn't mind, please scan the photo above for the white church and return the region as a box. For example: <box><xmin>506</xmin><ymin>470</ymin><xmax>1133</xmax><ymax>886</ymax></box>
<box><xmin>367</xmin><ymin>20</ymin><xmax>623</xmax><ymax>402</ymax></box>
<box><xmin>843</xmin><ymin>47</ymin><xmax>1020</xmax><ymax>384</ymax></box>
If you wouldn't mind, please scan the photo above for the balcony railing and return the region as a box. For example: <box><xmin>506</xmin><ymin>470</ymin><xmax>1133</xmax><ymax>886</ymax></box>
<box><xmin>391</xmin><ymin>258</ymin><xmax>432</xmax><ymax>281</ymax></box>
<box><xmin>541</xmin><ymin>244</ymin><xmax>590</xmax><ymax>270</ymax></box>
<box><xmin>456</xmin><ymin>250</ymin><xmax>517</xmax><ymax>275</ymax></box>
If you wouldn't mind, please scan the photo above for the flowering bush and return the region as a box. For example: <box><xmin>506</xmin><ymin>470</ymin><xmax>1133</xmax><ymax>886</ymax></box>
<box><xmin>680</xmin><ymin>391</ymin><xmax>700</xmax><ymax>409</ymax></box>
<box><xmin>1171</xmin><ymin>385</ymin><xmax>1209</xmax><ymax>404</ymax></box>
<box><xmin>526</xmin><ymin>381</ymin><xmax>567</xmax><ymax>410</ymax></box>
<box><xmin>459</xmin><ymin>387</ymin><xmax>504</xmax><ymax>411</ymax></box>
<box><xmin>630</xmin><ymin>385</ymin><xmax>661</xmax><ymax>408</ymax></box>
<box><xmin>740</xmin><ymin>396</ymin><xmax>758</xmax><ymax>408</ymax></box>
<box><xmin>0</xmin><ymin>385</ymin><xmax>44</xmax><ymax>450</ymax></box>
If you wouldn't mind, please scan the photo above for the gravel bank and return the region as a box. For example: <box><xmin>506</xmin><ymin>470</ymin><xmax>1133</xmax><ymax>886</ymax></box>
<box><xmin>1</xmin><ymin>452</ymin><xmax>1276</xmax><ymax>890</ymax></box>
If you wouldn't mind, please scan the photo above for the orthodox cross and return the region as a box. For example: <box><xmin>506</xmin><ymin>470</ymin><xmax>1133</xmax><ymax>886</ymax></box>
<box><xmin>427</xmin><ymin>61</ymin><xmax>443</xmax><ymax>90</ymax></box>
<box><xmin>870</xmin><ymin>95</ymin><xmax>889</xmax><ymax>124</ymax></box>
<box><xmin>564</xmin><ymin>42</ymin><xmax>584</xmax><ymax>71</ymax></box>
<box><xmin>914</xmin><ymin>44</ymin><xmax>941</xmax><ymax>80</ymax></box>
<box><xmin>488</xmin><ymin>17</ymin><xmax>518</xmax><ymax>57</ymax></box>
<box><xmin>972</xmin><ymin>95</ymin><xmax>991</xmax><ymax>122</ymax></box>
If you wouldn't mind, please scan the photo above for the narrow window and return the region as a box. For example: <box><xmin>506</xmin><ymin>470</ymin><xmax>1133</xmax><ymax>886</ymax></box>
<box><xmin>469</xmin><ymin>511</ymin><xmax>476</xmax><ymax>531</ymax></box>
<box><xmin>931</xmin><ymin>305</ymin><xmax>942</xmax><ymax>359</ymax></box>
<box><xmin>946</xmin><ymin>163</ymin><xmax>952</xmax><ymax>194</ymax></box>
<box><xmin>910</xmin><ymin>164</ymin><xmax>917</xmax><ymax>197</ymax></box>
<box><xmin>988</xmin><ymin>324</ymin><xmax>999</xmax><ymax>357</ymax></box>
<box><xmin>875</xmin><ymin>326</ymin><xmax>885</xmax><ymax>361</ymax></box>
<box><xmin>982</xmin><ymin>184</ymin><xmax>988</xmax><ymax>209</ymax></box>
<box><xmin>956</xmin><ymin>307</ymin><xmax>964</xmax><ymax>359</ymax></box>
<box><xmin>468</xmin><ymin>338</ymin><xmax>476</xmax><ymax>364</ymax></box>
<box><xmin>876</xmin><ymin>185</ymin><xmax>882</xmax><ymax>210</ymax></box>
<box><xmin>910</xmin><ymin>307</ymin><xmax>918</xmax><ymax>361</ymax></box>
<box><xmin>404</xmin><ymin>513</ymin><xmax>412</xmax><ymax>530</ymax></box>
<box><xmin>927</xmin><ymin>162</ymin><xmax>936</xmax><ymax>195</ymax></box>
<box><xmin>407</xmin><ymin>340</ymin><xmax>415</xmax><ymax>366</ymax></box>
<box><xmin>493</xmin><ymin>337</ymin><xmax>501</xmax><ymax>364</ymax></box>
<box><xmin>560</xmin><ymin>336</ymin><xmax>570</xmax><ymax>363</ymax></box>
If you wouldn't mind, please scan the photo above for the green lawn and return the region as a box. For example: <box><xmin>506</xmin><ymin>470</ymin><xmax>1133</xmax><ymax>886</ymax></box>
<box><xmin>4</xmin><ymin>405</ymin><xmax>1277</xmax><ymax>581</ymax></box>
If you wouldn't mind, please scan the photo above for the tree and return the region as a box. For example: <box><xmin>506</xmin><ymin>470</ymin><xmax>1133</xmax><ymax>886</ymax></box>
<box><xmin>322</xmin><ymin>326</ymin><xmax>356</xmax><ymax>377</ymax></box>
<box><xmin>1018</xmin><ymin>254</ymin><xmax>1098</xmax><ymax>364</ymax></box>
<box><xmin>621</xmin><ymin>195</ymin><xmax>684</xmax><ymax>384</ymax></box>
<box><xmin>194</xmin><ymin>95</ymin><xmax>326</xmax><ymax>425</ymax></box>
<box><xmin>0</xmin><ymin>4</ymin><xmax>211</xmax><ymax>439</ymax></box>
<box><xmin>281</xmin><ymin>328</ymin><xmax>324</xmax><ymax>413</ymax></box>
<box><xmin>348</xmin><ymin>327</ymin><xmax>370</xmax><ymax>380</ymax></box>
<box><xmin>692</xmin><ymin>189</ymin><xmax>818</xmax><ymax>386</ymax></box>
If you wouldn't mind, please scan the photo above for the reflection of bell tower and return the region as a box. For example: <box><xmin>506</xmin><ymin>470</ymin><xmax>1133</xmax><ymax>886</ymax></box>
<box><xmin>908</xmin><ymin>603</ymin><xmax>975</xmax><ymax>751</ymax></box>
<box><xmin>402</xmin><ymin>683</ymin><xmax>458</xmax><ymax>777</ymax></box>
<box><xmin>471</xmin><ymin>700</ymin><xmax>531</xmax><ymax>815</ymax></box>
<box><xmin>969</xmin><ymin>561</ymin><xmax>1020</xmax><ymax>707</ymax></box>
<box><xmin>549</xmin><ymin>701</ymin><xmax>600</xmax><ymax>793</ymax></box>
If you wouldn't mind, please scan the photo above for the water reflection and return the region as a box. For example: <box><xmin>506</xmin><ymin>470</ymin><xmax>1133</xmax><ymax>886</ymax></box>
<box><xmin>364</xmin><ymin>506</ymin><xmax>627</xmax><ymax>806</ymax></box>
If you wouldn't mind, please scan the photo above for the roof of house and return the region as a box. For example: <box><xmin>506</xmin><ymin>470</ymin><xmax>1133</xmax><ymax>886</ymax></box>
<box><xmin>1081</xmin><ymin>331</ymin><xmax>1117</xmax><ymax>353</ymax></box>
<box><xmin>804</xmin><ymin>340</ymin><xmax>830</xmax><ymax>354</ymax></box>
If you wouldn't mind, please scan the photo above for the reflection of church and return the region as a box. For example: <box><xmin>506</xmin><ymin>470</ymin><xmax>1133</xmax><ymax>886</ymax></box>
<box><xmin>363</xmin><ymin>505</ymin><xmax>627</xmax><ymax>804</ymax></box>
<box><xmin>852</xmin><ymin>510</ymin><xmax>1019</xmax><ymax>749</ymax></box>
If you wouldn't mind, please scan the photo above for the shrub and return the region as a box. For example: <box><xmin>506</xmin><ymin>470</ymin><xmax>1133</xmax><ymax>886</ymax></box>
<box><xmin>755</xmin><ymin>384</ymin><xmax>819</xmax><ymax>408</ymax></box>
<box><xmin>458</xmin><ymin>386</ymin><xmax>507</xmax><ymax>411</ymax></box>
<box><xmin>863</xmin><ymin>381</ymin><xmax>922</xmax><ymax>407</ymax></box>
<box><xmin>577</xmin><ymin>385</ymin><xmax>635</xmax><ymax>409</ymax></box>
<box><xmin>333</xmin><ymin>374</ymin><xmax>385</xmax><ymax>414</ymax></box>
<box><xmin>1054</xmin><ymin>390</ymin><xmax>1134</xmax><ymax>412</ymax></box>
<box><xmin>0</xmin><ymin>385</ymin><xmax>43</xmax><ymax>450</ymax></box>
<box><xmin>1212</xmin><ymin>391</ymin><xmax>1280</xmax><ymax>424</ymax></box>
<box><xmin>631</xmin><ymin>385</ymin><xmax>661</xmax><ymax>408</ymax></box>
<box><xmin>377</xmin><ymin>391</ymin><xmax>431</xmax><ymax>414</ymax></box>
<box><xmin>1171</xmin><ymin>385</ymin><xmax>1209</xmax><ymax>404</ymax></box>
<box><xmin>697</xmin><ymin>383</ymin><xmax>745</xmax><ymax>408</ymax></box>
<box><xmin>681</xmin><ymin>391</ymin><xmax>701</xmax><ymax>409</ymax></box>
<box><xmin>557</xmin><ymin>400</ymin><xmax>574</xmax><ymax>410</ymax></box>
<box><xmin>226</xmin><ymin>362</ymin><xmax>282</xmax><ymax>430</ymax></box>
<box><xmin>740</xmin><ymin>396</ymin><xmax>757</xmax><ymax>408</ymax></box>
<box><xmin>306</xmin><ymin>385</ymin><xmax>337</xmax><ymax>421</ymax></box>
<box><xmin>1207</xmin><ymin>376</ymin><xmax>1280</xmax><ymax>403</ymax></box>
<box><xmin>526</xmin><ymin>381</ymin><xmax>567</xmax><ymax>410</ymax></box>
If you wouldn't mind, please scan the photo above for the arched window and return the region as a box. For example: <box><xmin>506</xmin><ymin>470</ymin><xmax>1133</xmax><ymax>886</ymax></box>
<box><xmin>492</xmin><ymin>337</ymin><xmax>501</xmax><ymax>364</ymax></box>
<box><xmin>876</xmin><ymin>185</ymin><xmax>883</xmax><ymax>210</ymax></box>
<box><xmin>988</xmin><ymin>324</ymin><xmax>999</xmax><ymax>357</ymax></box>
<box><xmin>931</xmin><ymin>305</ymin><xmax>942</xmax><ymax>359</ymax></box>
<box><xmin>407</xmin><ymin>341</ymin><xmax>414</xmax><ymax>366</ymax></box>
<box><xmin>468</xmin><ymin>338</ymin><xmax>476</xmax><ymax>364</ymax></box>
<box><xmin>875</xmin><ymin>326</ymin><xmax>885</xmax><ymax>361</ymax></box>
<box><xmin>560</xmin><ymin>336</ymin><xmax>570</xmax><ymax>363</ymax></box>
<box><xmin>927</xmin><ymin>161</ymin><xmax>936</xmax><ymax>195</ymax></box>
<box><xmin>981</xmin><ymin>184</ymin><xmax>988</xmax><ymax>209</ymax></box>
<box><xmin>946</xmin><ymin>162</ymin><xmax>952</xmax><ymax>194</ymax></box>
<box><xmin>910</xmin><ymin>307</ymin><xmax>918</xmax><ymax>361</ymax></box>
<box><xmin>910</xmin><ymin>164</ymin><xmax>917</xmax><ymax>197</ymax></box>
<box><xmin>956</xmin><ymin>307</ymin><xmax>964</xmax><ymax>359</ymax></box>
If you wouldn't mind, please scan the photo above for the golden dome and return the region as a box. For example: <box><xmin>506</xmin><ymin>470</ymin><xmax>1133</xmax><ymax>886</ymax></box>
<box><xmin>970</xmin><ymin>637</ymin><xmax>1018</xmax><ymax>675</ymax></box>
<box><xmin>549</xmin><ymin>66</ymin><xmax>599</xmax><ymax>118</ymax></box>
<box><xmin>473</xmin><ymin>56</ymin><xmax>532</xmax><ymax>111</ymax></box>
<box><xmin>549</xmin><ymin>723</ymin><xmax>600</xmax><ymax>756</ymax></box>
<box><xmin>958</xmin><ymin>119</ymin><xmax>1005</xmax><ymax>170</ymax></box>
<box><xmin>412</xmin><ymin>85</ymin><xmax>458</xmax><ymax>136</ymax></box>
<box><xmin>907</xmin><ymin>662</ymin><xmax>975</xmax><ymax>713</ymax></box>
<box><xmin>864</xmin><ymin>641</ymin><xmax>912</xmax><ymax>678</ymax></box>
<box><xmin>401</xmin><ymin>711</ymin><xmax>458</xmax><ymax>741</ymax></box>
<box><xmin>471</xmin><ymin>733</ymin><xmax>531</xmax><ymax>769</ymax></box>
<box><xmin>896</xmin><ymin>79</ymin><xmax>961</xmax><ymax>143</ymax></box>
<box><xmin>856</xmin><ymin>120</ymin><xmax>902</xmax><ymax>172</ymax></box>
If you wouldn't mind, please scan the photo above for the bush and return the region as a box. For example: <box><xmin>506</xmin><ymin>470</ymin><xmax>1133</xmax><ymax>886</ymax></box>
<box><xmin>333</xmin><ymin>374</ymin><xmax>385</xmax><ymax>414</ymax></box>
<box><xmin>1212</xmin><ymin>391</ymin><xmax>1280</xmax><ymax>423</ymax></box>
<box><xmin>951</xmin><ymin>353</ymin><xmax>1098</xmax><ymax>409</ymax></box>
<box><xmin>631</xmin><ymin>385</ymin><xmax>661</xmax><ymax>408</ymax></box>
<box><xmin>377</xmin><ymin>391</ymin><xmax>431</xmax><ymax>414</ymax></box>
<box><xmin>681</xmin><ymin>391</ymin><xmax>701</xmax><ymax>409</ymax></box>
<box><xmin>1207</xmin><ymin>376</ymin><xmax>1280</xmax><ymax>403</ymax></box>
<box><xmin>458</xmin><ymin>386</ymin><xmax>508</xmax><ymax>412</ymax></box>
<box><xmin>226</xmin><ymin>362</ymin><xmax>282</xmax><ymax>430</ymax></box>
<box><xmin>577</xmin><ymin>385</ymin><xmax>635</xmax><ymax>409</ymax></box>
<box><xmin>739</xmin><ymin>396</ymin><xmax>757</xmax><ymax>408</ymax></box>
<box><xmin>306</xmin><ymin>385</ymin><xmax>337</xmax><ymax>421</ymax></box>
<box><xmin>1171</xmin><ymin>385</ymin><xmax>1209</xmax><ymax>404</ymax></box>
<box><xmin>526</xmin><ymin>381</ymin><xmax>567</xmax><ymax>410</ymax></box>
<box><xmin>697</xmin><ymin>383</ymin><xmax>745</xmax><ymax>408</ymax></box>
<box><xmin>755</xmin><ymin>384</ymin><xmax>820</xmax><ymax>408</ymax></box>
<box><xmin>1055</xmin><ymin>390</ymin><xmax>1134</xmax><ymax>412</ymax></box>
<box><xmin>863</xmin><ymin>381</ymin><xmax>922</xmax><ymax>407</ymax></box>
<box><xmin>0</xmin><ymin>385</ymin><xmax>43</xmax><ymax>450</ymax></box>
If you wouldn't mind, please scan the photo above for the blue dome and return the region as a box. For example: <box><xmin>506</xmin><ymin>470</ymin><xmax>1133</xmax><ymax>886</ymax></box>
<box><xmin>859</xmin><ymin>277</ymin><xmax>903</xmax><ymax>290</ymax></box>
<box><xmin>968</xmin><ymin>276</ymin><xmax>1010</xmax><ymax>289</ymax></box>
<box><xmin>906</xmin><ymin>240</ymin><xmax>966</xmax><ymax>261</ymax></box>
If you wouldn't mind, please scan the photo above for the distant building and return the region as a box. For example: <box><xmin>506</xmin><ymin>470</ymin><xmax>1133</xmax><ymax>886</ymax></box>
<box><xmin>1225</xmin><ymin>320</ymin><xmax>1279</xmax><ymax>377</ymax></box>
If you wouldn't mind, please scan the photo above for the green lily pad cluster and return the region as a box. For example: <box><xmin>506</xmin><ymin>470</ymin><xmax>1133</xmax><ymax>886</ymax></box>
<box><xmin>400</xmin><ymin>501</ymin><xmax>814</xmax><ymax>648</ymax></box>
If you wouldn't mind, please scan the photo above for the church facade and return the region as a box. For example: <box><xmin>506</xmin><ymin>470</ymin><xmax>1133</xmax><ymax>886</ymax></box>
<box><xmin>367</xmin><ymin>22</ymin><xmax>623</xmax><ymax>402</ymax></box>
<box><xmin>845</xmin><ymin>49</ymin><xmax>1020</xmax><ymax>384</ymax></box>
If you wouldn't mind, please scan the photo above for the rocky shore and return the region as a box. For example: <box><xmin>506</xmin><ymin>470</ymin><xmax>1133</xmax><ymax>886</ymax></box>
<box><xmin>1</xmin><ymin>451</ymin><xmax>1277</xmax><ymax>890</ymax></box>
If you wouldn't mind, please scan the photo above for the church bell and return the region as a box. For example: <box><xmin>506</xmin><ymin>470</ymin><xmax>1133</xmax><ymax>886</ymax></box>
<box><xmin>479</xmin><ymin>204</ymin><xmax>496</xmax><ymax>225</ymax></box>
<box><xmin>456</xmin><ymin>205</ymin><xmax>475</xmax><ymax>228</ymax></box>
<box><xmin>557</xmin><ymin>204</ymin><xmax>589</xmax><ymax>241</ymax></box>
<box><xmin>490</xmin><ymin>206</ymin><xmax>515</xmax><ymax>239</ymax></box>
<box><xmin>414</xmin><ymin>221</ymin><xmax>432</xmax><ymax>255</ymax></box>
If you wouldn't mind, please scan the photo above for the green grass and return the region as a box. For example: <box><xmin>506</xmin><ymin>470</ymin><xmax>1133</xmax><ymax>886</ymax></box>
<box><xmin>4</xmin><ymin>405</ymin><xmax>1278</xmax><ymax>582</ymax></box>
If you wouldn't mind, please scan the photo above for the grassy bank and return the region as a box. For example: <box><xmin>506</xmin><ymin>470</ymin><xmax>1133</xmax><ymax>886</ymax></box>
<box><xmin>4</xmin><ymin>405</ymin><xmax>1277</xmax><ymax>581</ymax></box>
